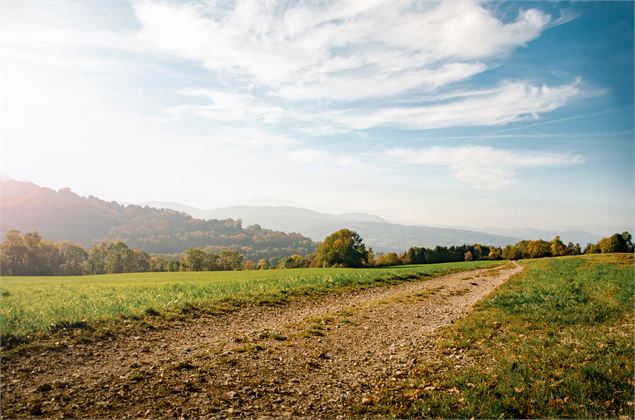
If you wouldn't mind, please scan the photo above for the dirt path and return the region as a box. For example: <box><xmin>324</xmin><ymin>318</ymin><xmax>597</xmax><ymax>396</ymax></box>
<box><xmin>1</xmin><ymin>262</ymin><xmax>522</xmax><ymax>418</ymax></box>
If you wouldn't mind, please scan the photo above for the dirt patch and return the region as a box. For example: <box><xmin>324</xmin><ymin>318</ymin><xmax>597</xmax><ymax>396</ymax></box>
<box><xmin>1</xmin><ymin>262</ymin><xmax>522</xmax><ymax>418</ymax></box>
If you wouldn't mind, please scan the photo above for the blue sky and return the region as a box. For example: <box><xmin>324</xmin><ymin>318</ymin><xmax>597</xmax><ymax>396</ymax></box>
<box><xmin>1</xmin><ymin>0</ymin><xmax>633</xmax><ymax>233</ymax></box>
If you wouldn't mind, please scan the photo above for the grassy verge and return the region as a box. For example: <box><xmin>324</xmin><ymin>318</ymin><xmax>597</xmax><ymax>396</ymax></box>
<box><xmin>0</xmin><ymin>260</ymin><xmax>500</xmax><ymax>343</ymax></box>
<box><xmin>357</xmin><ymin>253</ymin><xmax>634</xmax><ymax>418</ymax></box>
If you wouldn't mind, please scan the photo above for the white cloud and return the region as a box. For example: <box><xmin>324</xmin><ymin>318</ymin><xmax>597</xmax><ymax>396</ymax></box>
<box><xmin>167</xmin><ymin>89</ymin><xmax>282</xmax><ymax>123</ymax></box>
<box><xmin>287</xmin><ymin>148</ymin><xmax>329</xmax><ymax>163</ymax></box>
<box><xmin>327</xmin><ymin>80</ymin><xmax>582</xmax><ymax>130</ymax></box>
<box><xmin>134</xmin><ymin>0</ymin><xmax>555</xmax><ymax>100</ymax></box>
<box><xmin>205</xmin><ymin>127</ymin><xmax>297</xmax><ymax>150</ymax></box>
<box><xmin>388</xmin><ymin>145</ymin><xmax>584</xmax><ymax>189</ymax></box>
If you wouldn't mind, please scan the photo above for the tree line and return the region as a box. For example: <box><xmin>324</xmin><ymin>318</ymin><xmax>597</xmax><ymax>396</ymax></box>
<box><xmin>0</xmin><ymin>229</ymin><xmax>632</xmax><ymax>276</ymax></box>
<box><xmin>0</xmin><ymin>230</ymin><xmax>245</xmax><ymax>276</ymax></box>
<box><xmin>501</xmin><ymin>232</ymin><xmax>633</xmax><ymax>260</ymax></box>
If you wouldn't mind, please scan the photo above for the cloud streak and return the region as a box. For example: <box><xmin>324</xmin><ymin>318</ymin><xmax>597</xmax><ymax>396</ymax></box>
<box><xmin>325</xmin><ymin>80</ymin><xmax>583</xmax><ymax>130</ymax></box>
<box><xmin>388</xmin><ymin>146</ymin><xmax>584</xmax><ymax>189</ymax></box>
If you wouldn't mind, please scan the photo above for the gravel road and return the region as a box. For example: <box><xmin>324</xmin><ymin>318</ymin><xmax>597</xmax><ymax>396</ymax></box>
<box><xmin>1</xmin><ymin>262</ymin><xmax>522</xmax><ymax>418</ymax></box>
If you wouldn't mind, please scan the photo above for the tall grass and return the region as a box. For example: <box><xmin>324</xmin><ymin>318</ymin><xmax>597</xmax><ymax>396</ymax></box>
<box><xmin>359</xmin><ymin>253</ymin><xmax>634</xmax><ymax>418</ymax></box>
<box><xmin>0</xmin><ymin>260</ymin><xmax>500</xmax><ymax>339</ymax></box>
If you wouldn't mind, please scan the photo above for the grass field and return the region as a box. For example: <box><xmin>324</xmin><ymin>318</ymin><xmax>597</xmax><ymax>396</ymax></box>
<box><xmin>357</xmin><ymin>253</ymin><xmax>634</xmax><ymax>418</ymax></box>
<box><xmin>0</xmin><ymin>260</ymin><xmax>501</xmax><ymax>341</ymax></box>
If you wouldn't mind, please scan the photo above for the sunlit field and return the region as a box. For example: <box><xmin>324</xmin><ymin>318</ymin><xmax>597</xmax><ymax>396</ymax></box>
<box><xmin>358</xmin><ymin>253</ymin><xmax>634</xmax><ymax>418</ymax></box>
<box><xmin>0</xmin><ymin>260</ymin><xmax>501</xmax><ymax>339</ymax></box>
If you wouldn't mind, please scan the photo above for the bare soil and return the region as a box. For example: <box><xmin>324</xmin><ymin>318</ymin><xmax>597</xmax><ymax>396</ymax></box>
<box><xmin>1</xmin><ymin>262</ymin><xmax>522</xmax><ymax>418</ymax></box>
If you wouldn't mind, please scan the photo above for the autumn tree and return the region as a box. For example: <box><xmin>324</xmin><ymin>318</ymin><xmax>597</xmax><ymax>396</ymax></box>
<box><xmin>278</xmin><ymin>254</ymin><xmax>310</xmax><ymax>269</ymax></box>
<box><xmin>257</xmin><ymin>258</ymin><xmax>269</xmax><ymax>270</ymax></box>
<box><xmin>315</xmin><ymin>229</ymin><xmax>369</xmax><ymax>268</ymax></box>
<box><xmin>550</xmin><ymin>236</ymin><xmax>566</xmax><ymax>257</ymax></box>
<box><xmin>374</xmin><ymin>252</ymin><xmax>402</xmax><ymax>267</ymax></box>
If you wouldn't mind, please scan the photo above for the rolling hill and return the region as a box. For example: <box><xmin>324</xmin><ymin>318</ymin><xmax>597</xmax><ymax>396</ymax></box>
<box><xmin>0</xmin><ymin>180</ymin><xmax>315</xmax><ymax>259</ymax></box>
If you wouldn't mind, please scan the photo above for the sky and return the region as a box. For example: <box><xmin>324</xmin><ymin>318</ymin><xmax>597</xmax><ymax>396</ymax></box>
<box><xmin>1</xmin><ymin>0</ymin><xmax>633</xmax><ymax>233</ymax></box>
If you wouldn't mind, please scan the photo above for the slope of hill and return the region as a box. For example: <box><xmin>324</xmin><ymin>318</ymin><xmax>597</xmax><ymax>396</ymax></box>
<box><xmin>145</xmin><ymin>202</ymin><xmax>521</xmax><ymax>251</ymax></box>
<box><xmin>0</xmin><ymin>181</ymin><xmax>315</xmax><ymax>259</ymax></box>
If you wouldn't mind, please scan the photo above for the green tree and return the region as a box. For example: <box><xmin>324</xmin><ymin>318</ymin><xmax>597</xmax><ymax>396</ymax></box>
<box><xmin>168</xmin><ymin>260</ymin><xmax>180</xmax><ymax>272</ymax></box>
<box><xmin>621</xmin><ymin>231</ymin><xmax>633</xmax><ymax>251</ymax></box>
<box><xmin>150</xmin><ymin>255</ymin><xmax>169</xmax><ymax>272</ymax></box>
<box><xmin>181</xmin><ymin>248</ymin><xmax>210</xmax><ymax>271</ymax></box>
<box><xmin>0</xmin><ymin>230</ymin><xmax>29</xmax><ymax>275</ymax></box>
<box><xmin>598</xmin><ymin>233</ymin><xmax>628</xmax><ymax>253</ymax></box>
<box><xmin>550</xmin><ymin>236</ymin><xmax>566</xmax><ymax>257</ymax></box>
<box><xmin>315</xmin><ymin>229</ymin><xmax>369</xmax><ymax>268</ymax></box>
<box><xmin>57</xmin><ymin>242</ymin><xmax>88</xmax><ymax>275</ymax></box>
<box><xmin>217</xmin><ymin>250</ymin><xmax>243</xmax><ymax>271</ymax></box>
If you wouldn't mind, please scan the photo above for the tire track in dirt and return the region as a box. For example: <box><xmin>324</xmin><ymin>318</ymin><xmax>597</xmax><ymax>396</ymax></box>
<box><xmin>1</xmin><ymin>262</ymin><xmax>522</xmax><ymax>418</ymax></box>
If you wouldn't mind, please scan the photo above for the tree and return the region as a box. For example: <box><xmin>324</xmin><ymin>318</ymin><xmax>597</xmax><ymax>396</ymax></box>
<box><xmin>472</xmin><ymin>244</ymin><xmax>483</xmax><ymax>260</ymax></box>
<box><xmin>257</xmin><ymin>258</ymin><xmax>269</xmax><ymax>270</ymax></box>
<box><xmin>150</xmin><ymin>256</ymin><xmax>169</xmax><ymax>272</ymax></box>
<box><xmin>217</xmin><ymin>250</ymin><xmax>243</xmax><ymax>271</ymax></box>
<box><xmin>401</xmin><ymin>247</ymin><xmax>427</xmax><ymax>264</ymax></box>
<box><xmin>57</xmin><ymin>242</ymin><xmax>88</xmax><ymax>275</ymax></box>
<box><xmin>168</xmin><ymin>260</ymin><xmax>181</xmax><ymax>272</ymax></box>
<box><xmin>583</xmin><ymin>243</ymin><xmax>601</xmax><ymax>254</ymax></box>
<box><xmin>181</xmin><ymin>248</ymin><xmax>210</xmax><ymax>271</ymax></box>
<box><xmin>598</xmin><ymin>233</ymin><xmax>628</xmax><ymax>253</ymax></box>
<box><xmin>278</xmin><ymin>254</ymin><xmax>310</xmax><ymax>269</ymax></box>
<box><xmin>487</xmin><ymin>247</ymin><xmax>502</xmax><ymax>260</ymax></box>
<box><xmin>464</xmin><ymin>250</ymin><xmax>474</xmax><ymax>261</ymax></box>
<box><xmin>550</xmin><ymin>236</ymin><xmax>566</xmax><ymax>257</ymax></box>
<box><xmin>243</xmin><ymin>260</ymin><xmax>257</xmax><ymax>270</ymax></box>
<box><xmin>374</xmin><ymin>252</ymin><xmax>402</xmax><ymax>267</ymax></box>
<box><xmin>1</xmin><ymin>230</ymin><xmax>30</xmax><ymax>275</ymax></box>
<box><xmin>315</xmin><ymin>229</ymin><xmax>369</xmax><ymax>268</ymax></box>
<box><xmin>527</xmin><ymin>240</ymin><xmax>551</xmax><ymax>259</ymax></box>
<box><xmin>621</xmin><ymin>231</ymin><xmax>633</xmax><ymax>252</ymax></box>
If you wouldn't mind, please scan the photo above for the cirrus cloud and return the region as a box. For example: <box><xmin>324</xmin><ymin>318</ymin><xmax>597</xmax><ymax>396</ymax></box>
<box><xmin>134</xmin><ymin>0</ymin><xmax>555</xmax><ymax>99</ymax></box>
<box><xmin>388</xmin><ymin>145</ymin><xmax>584</xmax><ymax>189</ymax></box>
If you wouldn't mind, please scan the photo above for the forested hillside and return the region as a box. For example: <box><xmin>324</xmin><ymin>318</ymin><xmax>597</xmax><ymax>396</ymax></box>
<box><xmin>0</xmin><ymin>180</ymin><xmax>315</xmax><ymax>259</ymax></box>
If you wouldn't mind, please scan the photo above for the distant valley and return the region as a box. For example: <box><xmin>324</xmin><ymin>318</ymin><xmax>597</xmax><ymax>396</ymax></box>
<box><xmin>144</xmin><ymin>202</ymin><xmax>602</xmax><ymax>251</ymax></box>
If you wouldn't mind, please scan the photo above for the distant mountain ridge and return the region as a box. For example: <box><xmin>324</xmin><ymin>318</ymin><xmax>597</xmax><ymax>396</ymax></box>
<box><xmin>0</xmin><ymin>180</ymin><xmax>602</xmax><ymax>259</ymax></box>
<box><xmin>144</xmin><ymin>202</ymin><xmax>521</xmax><ymax>251</ymax></box>
<box><xmin>0</xmin><ymin>181</ymin><xmax>315</xmax><ymax>259</ymax></box>
<box><xmin>145</xmin><ymin>202</ymin><xmax>603</xmax><ymax>251</ymax></box>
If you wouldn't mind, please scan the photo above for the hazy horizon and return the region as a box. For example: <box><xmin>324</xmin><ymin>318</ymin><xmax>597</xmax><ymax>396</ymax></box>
<box><xmin>2</xmin><ymin>1</ymin><xmax>633</xmax><ymax>232</ymax></box>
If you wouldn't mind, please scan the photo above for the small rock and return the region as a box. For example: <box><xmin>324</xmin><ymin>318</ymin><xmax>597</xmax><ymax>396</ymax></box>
<box><xmin>37</xmin><ymin>383</ymin><xmax>53</xmax><ymax>393</ymax></box>
<box><xmin>361</xmin><ymin>397</ymin><xmax>373</xmax><ymax>405</ymax></box>
<box><xmin>226</xmin><ymin>391</ymin><xmax>238</xmax><ymax>399</ymax></box>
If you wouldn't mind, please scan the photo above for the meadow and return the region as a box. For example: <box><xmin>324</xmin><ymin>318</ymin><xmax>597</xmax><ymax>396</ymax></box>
<box><xmin>0</xmin><ymin>260</ymin><xmax>501</xmax><ymax>341</ymax></box>
<box><xmin>358</xmin><ymin>253</ymin><xmax>634</xmax><ymax>418</ymax></box>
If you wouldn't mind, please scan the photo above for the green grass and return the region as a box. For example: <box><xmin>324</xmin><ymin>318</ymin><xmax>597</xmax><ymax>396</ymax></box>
<box><xmin>359</xmin><ymin>253</ymin><xmax>634</xmax><ymax>418</ymax></box>
<box><xmin>0</xmin><ymin>260</ymin><xmax>500</xmax><ymax>341</ymax></box>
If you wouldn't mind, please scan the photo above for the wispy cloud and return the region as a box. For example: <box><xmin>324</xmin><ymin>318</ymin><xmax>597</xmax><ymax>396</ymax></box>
<box><xmin>134</xmin><ymin>0</ymin><xmax>586</xmax><ymax>134</ymax></box>
<box><xmin>325</xmin><ymin>80</ymin><xmax>583</xmax><ymax>130</ymax></box>
<box><xmin>134</xmin><ymin>0</ymin><xmax>556</xmax><ymax>100</ymax></box>
<box><xmin>388</xmin><ymin>146</ymin><xmax>584</xmax><ymax>189</ymax></box>
<box><xmin>166</xmin><ymin>89</ymin><xmax>283</xmax><ymax>124</ymax></box>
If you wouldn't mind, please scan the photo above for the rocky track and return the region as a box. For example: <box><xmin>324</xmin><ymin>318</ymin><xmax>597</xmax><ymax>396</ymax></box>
<box><xmin>1</xmin><ymin>262</ymin><xmax>522</xmax><ymax>418</ymax></box>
